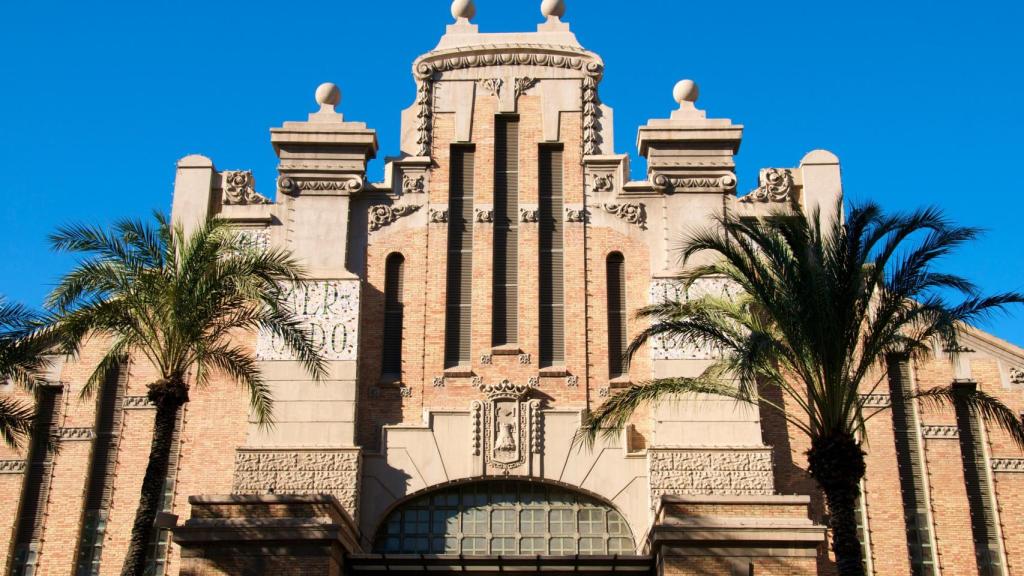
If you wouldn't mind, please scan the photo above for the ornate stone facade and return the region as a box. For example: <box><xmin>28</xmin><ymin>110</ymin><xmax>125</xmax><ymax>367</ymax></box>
<box><xmin>232</xmin><ymin>449</ymin><xmax>361</xmax><ymax>517</ymax></box>
<box><xmin>648</xmin><ymin>448</ymin><xmax>775</xmax><ymax>504</ymax></box>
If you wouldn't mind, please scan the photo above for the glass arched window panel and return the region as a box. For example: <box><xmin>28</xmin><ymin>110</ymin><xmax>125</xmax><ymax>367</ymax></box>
<box><xmin>372</xmin><ymin>480</ymin><xmax>637</xmax><ymax>556</ymax></box>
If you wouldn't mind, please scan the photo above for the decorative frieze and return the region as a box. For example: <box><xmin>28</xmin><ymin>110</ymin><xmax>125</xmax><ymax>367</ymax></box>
<box><xmin>651</xmin><ymin>173</ymin><xmax>737</xmax><ymax>194</ymax></box>
<box><xmin>582</xmin><ymin>76</ymin><xmax>601</xmax><ymax>155</ymax></box>
<box><xmin>416</xmin><ymin>79</ymin><xmax>433</xmax><ymax>157</ymax></box>
<box><xmin>123</xmin><ymin>395</ymin><xmax>155</xmax><ymax>410</ymax></box>
<box><xmin>222</xmin><ymin>170</ymin><xmax>271</xmax><ymax>205</ymax></box>
<box><xmin>428</xmin><ymin>207</ymin><xmax>449</xmax><ymax>224</ymax></box>
<box><xmin>601</xmin><ymin>203</ymin><xmax>646</xmax><ymax>229</ymax></box>
<box><xmin>649</xmin><ymin>449</ymin><xmax>774</xmax><ymax>504</ymax></box>
<box><xmin>859</xmin><ymin>393</ymin><xmax>892</xmax><ymax>408</ymax></box>
<box><xmin>58</xmin><ymin>427</ymin><xmax>96</xmax><ymax>441</ymax></box>
<box><xmin>368</xmin><ymin>203</ymin><xmax>420</xmax><ymax>231</ymax></box>
<box><xmin>740</xmin><ymin>168</ymin><xmax>795</xmax><ymax>204</ymax></box>
<box><xmin>921</xmin><ymin>425</ymin><xmax>960</xmax><ymax>439</ymax></box>
<box><xmin>413</xmin><ymin>49</ymin><xmax>603</xmax><ymax>81</ymax></box>
<box><xmin>474</xmin><ymin>208</ymin><xmax>494</xmax><ymax>223</ymax></box>
<box><xmin>256</xmin><ymin>281</ymin><xmax>359</xmax><ymax>361</ymax></box>
<box><xmin>649</xmin><ymin>277</ymin><xmax>737</xmax><ymax>360</ymax></box>
<box><xmin>402</xmin><ymin>173</ymin><xmax>425</xmax><ymax>194</ymax></box>
<box><xmin>232</xmin><ymin>449</ymin><xmax>360</xmax><ymax>517</ymax></box>
<box><xmin>565</xmin><ymin>206</ymin><xmax>588</xmax><ymax>223</ymax></box>
<box><xmin>0</xmin><ymin>460</ymin><xmax>26</xmax><ymax>474</ymax></box>
<box><xmin>277</xmin><ymin>176</ymin><xmax>363</xmax><ymax>196</ymax></box>
<box><xmin>991</xmin><ymin>458</ymin><xmax>1024</xmax><ymax>473</ymax></box>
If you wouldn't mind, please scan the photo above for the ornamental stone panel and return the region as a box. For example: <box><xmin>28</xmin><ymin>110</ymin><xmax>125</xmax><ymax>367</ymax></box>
<box><xmin>648</xmin><ymin>448</ymin><xmax>774</xmax><ymax>506</ymax></box>
<box><xmin>232</xmin><ymin>448</ymin><xmax>361</xmax><ymax>518</ymax></box>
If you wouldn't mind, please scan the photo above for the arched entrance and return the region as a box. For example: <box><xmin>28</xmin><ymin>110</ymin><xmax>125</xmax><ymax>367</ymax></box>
<box><xmin>370</xmin><ymin>478</ymin><xmax>636</xmax><ymax>556</ymax></box>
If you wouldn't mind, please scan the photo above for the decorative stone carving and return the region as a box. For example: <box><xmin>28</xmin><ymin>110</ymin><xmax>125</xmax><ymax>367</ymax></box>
<box><xmin>590</xmin><ymin>172</ymin><xmax>614</xmax><ymax>192</ymax></box>
<box><xmin>565</xmin><ymin>206</ymin><xmax>588</xmax><ymax>223</ymax></box>
<box><xmin>369</xmin><ymin>203</ymin><xmax>420</xmax><ymax>231</ymax></box>
<box><xmin>58</xmin><ymin>427</ymin><xmax>96</xmax><ymax>441</ymax></box>
<box><xmin>992</xmin><ymin>458</ymin><xmax>1024</xmax><ymax>473</ymax></box>
<box><xmin>399</xmin><ymin>386</ymin><xmax>412</xmax><ymax>398</ymax></box>
<box><xmin>416</xmin><ymin>79</ymin><xmax>433</xmax><ymax>156</ymax></box>
<box><xmin>582</xmin><ymin>76</ymin><xmax>601</xmax><ymax>155</ymax></box>
<box><xmin>474</xmin><ymin>379</ymin><xmax>540</xmax><ymax>472</ymax></box>
<box><xmin>479</xmin><ymin>78</ymin><xmax>503</xmax><ymax>97</ymax></box>
<box><xmin>474</xmin><ymin>208</ymin><xmax>494</xmax><ymax>223</ymax></box>
<box><xmin>566</xmin><ymin>375</ymin><xmax>579</xmax><ymax>388</ymax></box>
<box><xmin>479</xmin><ymin>354</ymin><xmax>492</xmax><ymax>365</ymax></box>
<box><xmin>472</xmin><ymin>376</ymin><xmax>484</xmax><ymax>387</ymax></box>
<box><xmin>649</xmin><ymin>277</ymin><xmax>737</xmax><ymax>360</ymax></box>
<box><xmin>598</xmin><ymin>387</ymin><xmax>610</xmax><ymax>397</ymax></box>
<box><xmin>0</xmin><ymin>460</ymin><xmax>27</xmax><ymax>474</ymax></box>
<box><xmin>529</xmin><ymin>401</ymin><xmax>542</xmax><ymax>454</ymax></box>
<box><xmin>123</xmin><ymin>395</ymin><xmax>155</xmax><ymax>410</ymax></box>
<box><xmin>528</xmin><ymin>376</ymin><xmax>539</xmax><ymax>387</ymax></box>
<box><xmin>433</xmin><ymin>376</ymin><xmax>446</xmax><ymax>388</ymax></box>
<box><xmin>428</xmin><ymin>208</ymin><xmax>449</xmax><ymax>224</ymax></box>
<box><xmin>652</xmin><ymin>173</ymin><xmax>737</xmax><ymax>194</ymax></box>
<box><xmin>649</xmin><ymin>449</ymin><xmax>774</xmax><ymax>504</ymax></box>
<box><xmin>921</xmin><ymin>425</ymin><xmax>960</xmax><ymax>439</ymax></box>
<box><xmin>1010</xmin><ymin>367</ymin><xmax>1024</xmax><ymax>384</ymax></box>
<box><xmin>601</xmin><ymin>203</ymin><xmax>646</xmax><ymax>229</ymax></box>
<box><xmin>222</xmin><ymin>170</ymin><xmax>271</xmax><ymax>205</ymax></box>
<box><xmin>278</xmin><ymin>176</ymin><xmax>363</xmax><ymax>196</ymax></box>
<box><xmin>514</xmin><ymin>76</ymin><xmax>539</xmax><ymax>98</ymax></box>
<box><xmin>232</xmin><ymin>449</ymin><xmax>360</xmax><ymax>517</ymax></box>
<box><xmin>402</xmin><ymin>173</ymin><xmax>425</xmax><ymax>194</ymax></box>
<box><xmin>414</xmin><ymin>49</ymin><xmax>603</xmax><ymax>81</ymax></box>
<box><xmin>859</xmin><ymin>393</ymin><xmax>892</xmax><ymax>408</ymax></box>
<box><xmin>233</xmin><ymin>229</ymin><xmax>270</xmax><ymax>255</ymax></box>
<box><xmin>471</xmin><ymin>400</ymin><xmax>483</xmax><ymax>456</ymax></box>
<box><xmin>519</xmin><ymin>208</ymin><xmax>539</xmax><ymax>223</ymax></box>
<box><xmin>256</xmin><ymin>281</ymin><xmax>359</xmax><ymax>361</ymax></box>
<box><xmin>740</xmin><ymin>168</ymin><xmax>795</xmax><ymax>203</ymax></box>
<box><xmin>518</xmin><ymin>353</ymin><xmax>532</xmax><ymax>365</ymax></box>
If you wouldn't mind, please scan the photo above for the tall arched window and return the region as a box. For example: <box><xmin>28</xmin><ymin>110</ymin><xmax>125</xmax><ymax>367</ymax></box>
<box><xmin>606</xmin><ymin>252</ymin><xmax>627</xmax><ymax>378</ymax></box>
<box><xmin>373</xmin><ymin>480</ymin><xmax>636</xmax><ymax>556</ymax></box>
<box><xmin>382</xmin><ymin>253</ymin><xmax>405</xmax><ymax>378</ymax></box>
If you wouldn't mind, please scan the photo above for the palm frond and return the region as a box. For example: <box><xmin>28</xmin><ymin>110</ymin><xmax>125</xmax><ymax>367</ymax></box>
<box><xmin>913</xmin><ymin>385</ymin><xmax>1024</xmax><ymax>449</ymax></box>
<box><xmin>0</xmin><ymin>396</ymin><xmax>35</xmax><ymax>449</ymax></box>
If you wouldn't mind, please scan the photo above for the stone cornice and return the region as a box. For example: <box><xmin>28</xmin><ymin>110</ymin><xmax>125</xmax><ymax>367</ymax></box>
<box><xmin>0</xmin><ymin>460</ymin><xmax>26</xmax><ymax>474</ymax></box>
<box><xmin>991</xmin><ymin>458</ymin><xmax>1024</xmax><ymax>473</ymax></box>
<box><xmin>921</xmin><ymin>425</ymin><xmax>959</xmax><ymax>439</ymax></box>
<box><xmin>412</xmin><ymin>44</ymin><xmax>604</xmax><ymax>81</ymax></box>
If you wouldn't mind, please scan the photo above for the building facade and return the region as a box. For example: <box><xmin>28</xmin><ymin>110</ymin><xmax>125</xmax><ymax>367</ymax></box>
<box><xmin>2</xmin><ymin>2</ymin><xmax>1024</xmax><ymax>575</ymax></box>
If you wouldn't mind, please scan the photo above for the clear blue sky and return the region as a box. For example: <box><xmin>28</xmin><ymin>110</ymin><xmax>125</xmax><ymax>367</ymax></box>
<box><xmin>2</xmin><ymin>0</ymin><xmax>1022</xmax><ymax>346</ymax></box>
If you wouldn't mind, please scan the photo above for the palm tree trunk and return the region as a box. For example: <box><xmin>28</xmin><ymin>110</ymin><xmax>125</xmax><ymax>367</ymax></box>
<box><xmin>119</xmin><ymin>381</ymin><xmax>185</xmax><ymax>576</ymax></box>
<box><xmin>807</xmin><ymin>431</ymin><xmax>867</xmax><ymax>576</ymax></box>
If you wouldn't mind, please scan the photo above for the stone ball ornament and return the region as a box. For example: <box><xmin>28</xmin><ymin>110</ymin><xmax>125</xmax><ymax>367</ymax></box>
<box><xmin>451</xmin><ymin>0</ymin><xmax>476</xmax><ymax>20</ymax></box>
<box><xmin>673</xmin><ymin>79</ymin><xmax>699</xmax><ymax>105</ymax></box>
<box><xmin>541</xmin><ymin>0</ymin><xmax>566</xmax><ymax>18</ymax></box>
<box><xmin>315</xmin><ymin>82</ymin><xmax>341</xmax><ymax>107</ymax></box>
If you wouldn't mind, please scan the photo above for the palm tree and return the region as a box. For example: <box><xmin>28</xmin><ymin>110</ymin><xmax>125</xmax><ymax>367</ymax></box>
<box><xmin>0</xmin><ymin>298</ymin><xmax>54</xmax><ymax>447</ymax></box>
<box><xmin>47</xmin><ymin>213</ymin><xmax>327</xmax><ymax>576</ymax></box>
<box><xmin>577</xmin><ymin>202</ymin><xmax>1024</xmax><ymax>576</ymax></box>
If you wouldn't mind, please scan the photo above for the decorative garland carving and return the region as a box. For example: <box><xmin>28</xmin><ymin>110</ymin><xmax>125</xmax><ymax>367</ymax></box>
<box><xmin>479</xmin><ymin>78</ymin><xmax>503</xmax><ymax>97</ymax></box>
<box><xmin>992</xmin><ymin>458</ymin><xmax>1024</xmax><ymax>473</ymax></box>
<box><xmin>529</xmin><ymin>400</ymin><xmax>542</xmax><ymax>454</ymax></box>
<box><xmin>519</xmin><ymin>208</ymin><xmax>539</xmax><ymax>223</ymax></box>
<box><xmin>652</xmin><ymin>173</ymin><xmax>737</xmax><ymax>193</ymax></box>
<box><xmin>921</xmin><ymin>424</ymin><xmax>960</xmax><ymax>439</ymax></box>
<box><xmin>428</xmin><ymin>208</ymin><xmax>449</xmax><ymax>224</ymax></box>
<box><xmin>0</xmin><ymin>460</ymin><xmax>26</xmax><ymax>474</ymax></box>
<box><xmin>369</xmin><ymin>204</ymin><xmax>420</xmax><ymax>231</ymax></box>
<box><xmin>591</xmin><ymin>173</ymin><xmax>614</xmax><ymax>192</ymax></box>
<box><xmin>123</xmin><ymin>395</ymin><xmax>155</xmax><ymax>409</ymax></box>
<box><xmin>402</xmin><ymin>173</ymin><xmax>425</xmax><ymax>194</ymax></box>
<box><xmin>278</xmin><ymin>176</ymin><xmax>363</xmax><ymax>195</ymax></box>
<box><xmin>601</xmin><ymin>203</ymin><xmax>646</xmax><ymax>229</ymax></box>
<box><xmin>859</xmin><ymin>393</ymin><xmax>892</xmax><ymax>408</ymax></box>
<box><xmin>416</xmin><ymin>79</ymin><xmax>433</xmax><ymax>156</ymax></box>
<box><xmin>565</xmin><ymin>207</ymin><xmax>589</xmax><ymax>223</ymax></box>
<box><xmin>582</xmin><ymin>76</ymin><xmax>600</xmax><ymax>155</ymax></box>
<box><xmin>471</xmin><ymin>400</ymin><xmax>483</xmax><ymax>456</ymax></box>
<box><xmin>514</xmin><ymin>77</ymin><xmax>539</xmax><ymax>98</ymax></box>
<box><xmin>474</xmin><ymin>208</ymin><xmax>494</xmax><ymax>223</ymax></box>
<box><xmin>740</xmin><ymin>168</ymin><xmax>794</xmax><ymax>203</ymax></box>
<box><xmin>1010</xmin><ymin>367</ymin><xmax>1024</xmax><ymax>384</ymax></box>
<box><xmin>222</xmin><ymin>170</ymin><xmax>271</xmax><ymax>205</ymax></box>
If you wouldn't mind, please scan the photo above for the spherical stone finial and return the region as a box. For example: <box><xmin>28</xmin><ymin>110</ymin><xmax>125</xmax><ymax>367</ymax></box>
<box><xmin>541</xmin><ymin>0</ymin><xmax>566</xmax><ymax>18</ymax></box>
<box><xmin>451</xmin><ymin>0</ymin><xmax>476</xmax><ymax>20</ymax></box>
<box><xmin>673</xmin><ymin>79</ymin><xmax>699</xmax><ymax>105</ymax></box>
<box><xmin>315</xmin><ymin>82</ymin><xmax>341</xmax><ymax>107</ymax></box>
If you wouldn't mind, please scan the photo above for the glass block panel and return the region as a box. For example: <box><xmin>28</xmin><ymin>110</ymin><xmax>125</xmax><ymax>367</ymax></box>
<box><xmin>463</xmin><ymin>509</ymin><xmax>487</xmax><ymax>535</ymax></box>
<box><xmin>492</xmin><ymin>509</ymin><xmax>516</xmax><ymax>535</ymax></box>
<box><xmin>550</xmin><ymin>537</ymin><xmax>576</xmax><ymax>555</ymax></box>
<box><xmin>579</xmin><ymin>509</ymin><xmax>605</xmax><ymax>535</ymax></box>
<box><xmin>463</xmin><ymin>537</ymin><xmax>487</xmax><ymax>556</ymax></box>
<box><xmin>550</xmin><ymin>509</ymin><xmax>575</xmax><ymax>535</ymax></box>
<box><xmin>520</xmin><ymin>509</ymin><xmax>545</xmax><ymax>535</ymax></box>
<box><xmin>492</xmin><ymin>537</ymin><xmax>517</xmax><ymax>555</ymax></box>
<box><xmin>579</xmin><ymin>537</ymin><xmax>606</xmax><ymax>555</ymax></box>
<box><xmin>521</xmin><ymin>537</ymin><xmax>546</xmax><ymax>555</ymax></box>
<box><xmin>609</xmin><ymin>537</ymin><xmax>634</xmax><ymax>554</ymax></box>
<box><xmin>607</xmin><ymin>511</ymin><xmax>629</xmax><ymax>536</ymax></box>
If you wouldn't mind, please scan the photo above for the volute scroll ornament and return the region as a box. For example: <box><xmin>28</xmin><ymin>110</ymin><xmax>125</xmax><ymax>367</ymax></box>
<box><xmin>1009</xmin><ymin>367</ymin><xmax>1024</xmax><ymax>384</ymax></box>
<box><xmin>368</xmin><ymin>204</ymin><xmax>421</xmax><ymax>231</ymax></box>
<box><xmin>222</xmin><ymin>170</ymin><xmax>272</xmax><ymax>205</ymax></box>
<box><xmin>740</xmin><ymin>168</ymin><xmax>795</xmax><ymax>203</ymax></box>
<box><xmin>601</xmin><ymin>202</ymin><xmax>647</xmax><ymax>229</ymax></box>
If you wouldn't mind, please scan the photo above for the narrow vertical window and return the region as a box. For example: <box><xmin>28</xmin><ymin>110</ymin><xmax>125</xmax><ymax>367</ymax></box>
<box><xmin>11</xmin><ymin>384</ymin><xmax>64</xmax><ymax>576</ymax></box>
<box><xmin>954</xmin><ymin>382</ymin><xmax>1005</xmax><ymax>576</ymax></box>
<box><xmin>538</xmin><ymin>145</ymin><xmax>564</xmax><ymax>366</ymax></box>
<box><xmin>75</xmin><ymin>364</ymin><xmax>127</xmax><ymax>576</ymax></box>
<box><xmin>445</xmin><ymin>146</ymin><xmax>475</xmax><ymax>367</ymax></box>
<box><xmin>382</xmin><ymin>253</ymin><xmax>406</xmax><ymax>378</ymax></box>
<box><xmin>887</xmin><ymin>355</ymin><xmax>938</xmax><ymax>576</ymax></box>
<box><xmin>492</xmin><ymin>116</ymin><xmax>519</xmax><ymax>346</ymax></box>
<box><xmin>606</xmin><ymin>252</ymin><xmax>627</xmax><ymax>378</ymax></box>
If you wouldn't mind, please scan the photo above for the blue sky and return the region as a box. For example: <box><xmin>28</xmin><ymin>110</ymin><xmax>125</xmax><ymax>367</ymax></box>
<box><xmin>1</xmin><ymin>0</ymin><xmax>1022</xmax><ymax>346</ymax></box>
